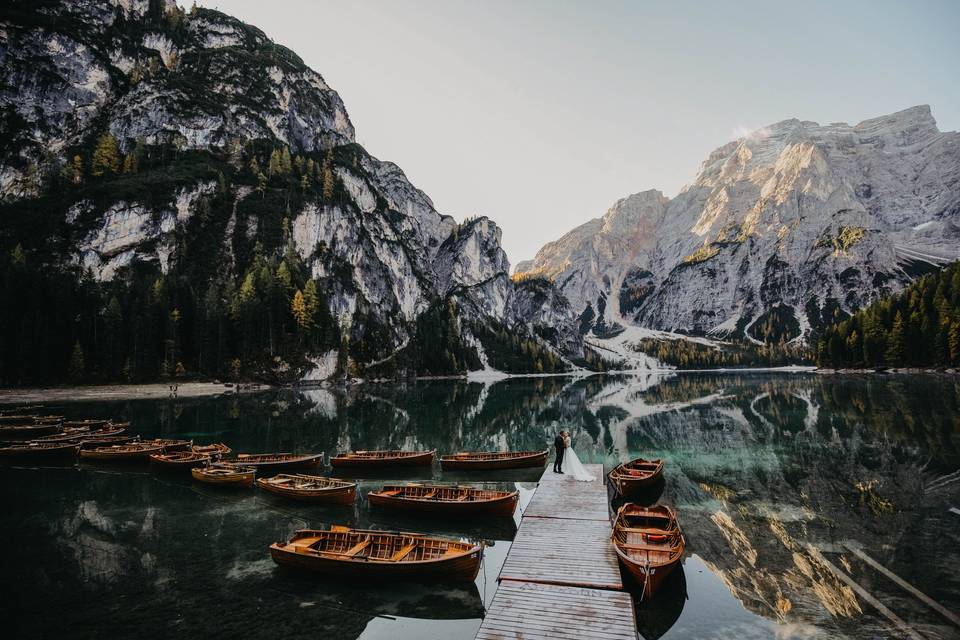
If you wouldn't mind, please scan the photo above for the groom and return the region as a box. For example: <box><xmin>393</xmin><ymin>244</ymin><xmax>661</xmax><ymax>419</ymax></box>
<box><xmin>553</xmin><ymin>431</ymin><xmax>565</xmax><ymax>474</ymax></box>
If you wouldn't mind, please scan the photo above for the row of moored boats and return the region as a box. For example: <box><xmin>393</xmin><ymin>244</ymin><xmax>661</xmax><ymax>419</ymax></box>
<box><xmin>0</xmin><ymin>409</ymin><xmax>544</xmax><ymax>584</ymax></box>
<box><xmin>2</xmin><ymin>407</ymin><xmax>684</xmax><ymax>593</ymax></box>
<box><xmin>608</xmin><ymin>457</ymin><xmax>685</xmax><ymax>598</ymax></box>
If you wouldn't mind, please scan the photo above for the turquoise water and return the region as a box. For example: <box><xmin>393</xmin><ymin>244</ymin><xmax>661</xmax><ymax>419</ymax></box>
<box><xmin>2</xmin><ymin>372</ymin><xmax>959</xmax><ymax>639</ymax></box>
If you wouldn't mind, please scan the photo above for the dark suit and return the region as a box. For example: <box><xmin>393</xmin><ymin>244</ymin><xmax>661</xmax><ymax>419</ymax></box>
<box><xmin>553</xmin><ymin>434</ymin><xmax>565</xmax><ymax>472</ymax></box>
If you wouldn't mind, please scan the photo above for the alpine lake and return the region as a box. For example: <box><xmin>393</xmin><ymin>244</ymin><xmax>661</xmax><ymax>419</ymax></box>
<box><xmin>2</xmin><ymin>372</ymin><xmax>959</xmax><ymax>640</ymax></box>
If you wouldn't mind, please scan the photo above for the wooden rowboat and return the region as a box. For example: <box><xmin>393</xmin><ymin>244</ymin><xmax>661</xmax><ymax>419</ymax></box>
<box><xmin>146</xmin><ymin>438</ymin><xmax>193</xmax><ymax>452</ymax></box>
<box><xmin>0</xmin><ymin>422</ymin><xmax>62</xmax><ymax>439</ymax></box>
<box><xmin>191</xmin><ymin>443</ymin><xmax>231</xmax><ymax>459</ymax></box>
<box><xmin>609</xmin><ymin>458</ymin><xmax>665</xmax><ymax>498</ymax></box>
<box><xmin>63</xmin><ymin>419</ymin><xmax>111</xmax><ymax>429</ymax></box>
<box><xmin>79</xmin><ymin>442</ymin><xmax>163</xmax><ymax>461</ymax></box>
<box><xmin>270</xmin><ymin>526</ymin><xmax>483</xmax><ymax>583</ymax></box>
<box><xmin>78</xmin><ymin>434</ymin><xmax>136</xmax><ymax>448</ymax></box>
<box><xmin>149</xmin><ymin>451</ymin><xmax>211</xmax><ymax>471</ymax></box>
<box><xmin>0</xmin><ymin>442</ymin><xmax>80</xmax><ymax>458</ymax></box>
<box><xmin>611</xmin><ymin>504</ymin><xmax>685</xmax><ymax>598</ymax></box>
<box><xmin>256</xmin><ymin>474</ymin><xmax>357</xmax><ymax>504</ymax></box>
<box><xmin>226</xmin><ymin>453</ymin><xmax>323</xmax><ymax>473</ymax></box>
<box><xmin>31</xmin><ymin>426</ymin><xmax>94</xmax><ymax>442</ymax></box>
<box><xmin>439</xmin><ymin>450</ymin><xmax>548</xmax><ymax>471</ymax></box>
<box><xmin>369</xmin><ymin>483</ymin><xmax>519</xmax><ymax>517</ymax></box>
<box><xmin>34</xmin><ymin>423</ymin><xmax>127</xmax><ymax>444</ymax></box>
<box><xmin>0</xmin><ymin>406</ymin><xmax>43</xmax><ymax>418</ymax></box>
<box><xmin>191</xmin><ymin>463</ymin><xmax>256</xmax><ymax>487</ymax></box>
<box><xmin>329</xmin><ymin>450</ymin><xmax>436</xmax><ymax>469</ymax></box>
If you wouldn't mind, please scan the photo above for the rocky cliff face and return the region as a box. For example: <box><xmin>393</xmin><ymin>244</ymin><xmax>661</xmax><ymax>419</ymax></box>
<box><xmin>517</xmin><ymin>106</ymin><xmax>960</xmax><ymax>342</ymax></box>
<box><xmin>0</xmin><ymin>0</ymin><xmax>582</xmax><ymax>377</ymax></box>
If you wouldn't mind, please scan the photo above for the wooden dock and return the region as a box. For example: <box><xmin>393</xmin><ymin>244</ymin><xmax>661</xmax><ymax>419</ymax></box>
<box><xmin>476</xmin><ymin>463</ymin><xmax>637</xmax><ymax>640</ymax></box>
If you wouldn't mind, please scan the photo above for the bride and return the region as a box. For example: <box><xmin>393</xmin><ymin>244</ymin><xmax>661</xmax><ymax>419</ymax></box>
<box><xmin>562</xmin><ymin>431</ymin><xmax>595</xmax><ymax>482</ymax></box>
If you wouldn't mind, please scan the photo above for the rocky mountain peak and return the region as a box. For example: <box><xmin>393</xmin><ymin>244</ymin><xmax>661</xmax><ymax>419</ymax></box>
<box><xmin>600</xmin><ymin>189</ymin><xmax>669</xmax><ymax>234</ymax></box>
<box><xmin>0</xmin><ymin>0</ymin><xmax>586</xmax><ymax>383</ymax></box>
<box><xmin>518</xmin><ymin>105</ymin><xmax>960</xmax><ymax>344</ymax></box>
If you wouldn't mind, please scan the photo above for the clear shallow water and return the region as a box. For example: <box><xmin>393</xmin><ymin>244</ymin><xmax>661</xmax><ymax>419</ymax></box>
<box><xmin>2</xmin><ymin>372</ymin><xmax>959</xmax><ymax>640</ymax></box>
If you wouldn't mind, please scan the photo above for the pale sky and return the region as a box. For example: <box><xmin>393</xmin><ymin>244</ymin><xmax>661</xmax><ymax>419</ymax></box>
<box><xmin>194</xmin><ymin>0</ymin><xmax>960</xmax><ymax>266</ymax></box>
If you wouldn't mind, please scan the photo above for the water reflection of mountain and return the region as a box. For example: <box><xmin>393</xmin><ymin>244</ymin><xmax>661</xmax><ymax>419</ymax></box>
<box><xmin>13</xmin><ymin>373</ymin><xmax>960</xmax><ymax>639</ymax></box>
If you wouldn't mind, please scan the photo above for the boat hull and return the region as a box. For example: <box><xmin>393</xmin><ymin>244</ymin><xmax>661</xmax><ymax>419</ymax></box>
<box><xmin>368</xmin><ymin>491</ymin><xmax>518</xmax><ymax>517</ymax></box>
<box><xmin>228</xmin><ymin>454</ymin><xmax>323</xmax><ymax>474</ymax></box>
<box><xmin>618</xmin><ymin>553</ymin><xmax>681</xmax><ymax>598</ymax></box>
<box><xmin>269</xmin><ymin>544</ymin><xmax>482</xmax><ymax>583</ymax></box>
<box><xmin>330</xmin><ymin>450</ymin><xmax>435</xmax><ymax>468</ymax></box>
<box><xmin>0</xmin><ymin>424</ymin><xmax>61</xmax><ymax>439</ymax></box>
<box><xmin>439</xmin><ymin>450</ymin><xmax>548</xmax><ymax>471</ymax></box>
<box><xmin>150</xmin><ymin>453</ymin><xmax>211</xmax><ymax>471</ymax></box>
<box><xmin>0</xmin><ymin>443</ymin><xmax>80</xmax><ymax>458</ymax></box>
<box><xmin>256</xmin><ymin>479</ymin><xmax>356</xmax><ymax>504</ymax></box>
<box><xmin>191</xmin><ymin>466</ymin><xmax>255</xmax><ymax>487</ymax></box>
<box><xmin>79</xmin><ymin>445</ymin><xmax>162</xmax><ymax>461</ymax></box>
<box><xmin>611</xmin><ymin>503</ymin><xmax>685</xmax><ymax>599</ymax></box>
<box><xmin>609</xmin><ymin>459</ymin><xmax>664</xmax><ymax>498</ymax></box>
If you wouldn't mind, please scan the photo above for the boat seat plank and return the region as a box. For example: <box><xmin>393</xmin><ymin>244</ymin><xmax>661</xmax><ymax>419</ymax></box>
<box><xmin>389</xmin><ymin>542</ymin><xmax>418</xmax><ymax>562</ymax></box>
<box><xmin>343</xmin><ymin>538</ymin><xmax>371</xmax><ymax>557</ymax></box>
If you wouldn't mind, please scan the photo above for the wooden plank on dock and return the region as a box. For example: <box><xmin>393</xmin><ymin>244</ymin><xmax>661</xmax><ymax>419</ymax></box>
<box><xmin>498</xmin><ymin>516</ymin><xmax>623</xmax><ymax>589</ymax></box>
<box><xmin>522</xmin><ymin>463</ymin><xmax>610</xmax><ymax>521</ymax></box>
<box><xmin>476</xmin><ymin>581</ymin><xmax>636</xmax><ymax>640</ymax></box>
<box><xmin>478</xmin><ymin>463</ymin><xmax>634</xmax><ymax>640</ymax></box>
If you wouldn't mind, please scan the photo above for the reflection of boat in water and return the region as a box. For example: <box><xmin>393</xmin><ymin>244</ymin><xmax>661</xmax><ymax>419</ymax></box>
<box><xmin>610</xmin><ymin>475</ymin><xmax>665</xmax><ymax>511</ymax></box>
<box><xmin>634</xmin><ymin>561</ymin><xmax>687</xmax><ymax>639</ymax></box>
<box><xmin>270</xmin><ymin>526</ymin><xmax>483</xmax><ymax>583</ymax></box>
<box><xmin>272</xmin><ymin>571</ymin><xmax>486</xmax><ymax>622</ymax></box>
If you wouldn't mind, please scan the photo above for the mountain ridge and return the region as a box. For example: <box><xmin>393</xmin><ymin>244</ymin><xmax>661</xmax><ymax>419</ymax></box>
<box><xmin>0</xmin><ymin>0</ymin><xmax>585</xmax><ymax>384</ymax></box>
<box><xmin>516</xmin><ymin>104</ymin><xmax>960</xmax><ymax>343</ymax></box>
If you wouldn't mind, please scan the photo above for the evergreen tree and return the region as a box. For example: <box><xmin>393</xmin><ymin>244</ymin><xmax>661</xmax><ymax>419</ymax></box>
<box><xmin>268</xmin><ymin>149</ymin><xmax>282</xmax><ymax>177</ymax></box>
<box><xmin>91</xmin><ymin>133</ymin><xmax>121</xmax><ymax>176</ymax></box>
<box><xmin>276</xmin><ymin>261</ymin><xmax>293</xmax><ymax>293</ymax></box>
<box><xmin>303</xmin><ymin>279</ymin><xmax>320</xmax><ymax>330</ymax></box>
<box><xmin>322</xmin><ymin>150</ymin><xmax>334</xmax><ymax>200</ymax></box>
<box><xmin>291</xmin><ymin>289</ymin><xmax>308</xmax><ymax>331</ymax></box>
<box><xmin>68</xmin><ymin>341</ymin><xmax>85</xmax><ymax>382</ymax></box>
<box><xmin>71</xmin><ymin>155</ymin><xmax>83</xmax><ymax>184</ymax></box>
<box><xmin>949</xmin><ymin>321</ymin><xmax>960</xmax><ymax>364</ymax></box>
<box><xmin>885</xmin><ymin>311</ymin><xmax>905</xmax><ymax>365</ymax></box>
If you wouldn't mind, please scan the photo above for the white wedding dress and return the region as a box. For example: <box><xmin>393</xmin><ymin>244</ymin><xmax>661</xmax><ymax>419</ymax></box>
<box><xmin>564</xmin><ymin>444</ymin><xmax>595</xmax><ymax>482</ymax></box>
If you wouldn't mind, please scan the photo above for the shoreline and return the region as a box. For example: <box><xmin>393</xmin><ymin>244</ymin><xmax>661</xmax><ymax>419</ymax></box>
<box><xmin>0</xmin><ymin>382</ymin><xmax>271</xmax><ymax>405</ymax></box>
<box><xmin>2</xmin><ymin>366</ymin><xmax>955</xmax><ymax>403</ymax></box>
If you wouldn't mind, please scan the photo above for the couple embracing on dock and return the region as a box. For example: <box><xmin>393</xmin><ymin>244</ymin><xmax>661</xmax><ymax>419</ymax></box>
<box><xmin>552</xmin><ymin>430</ymin><xmax>595</xmax><ymax>482</ymax></box>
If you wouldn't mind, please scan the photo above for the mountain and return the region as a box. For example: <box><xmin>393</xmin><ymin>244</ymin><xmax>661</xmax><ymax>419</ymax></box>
<box><xmin>516</xmin><ymin>106</ymin><xmax>960</xmax><ymax>344</ymax></box>
<box><xmin>0</xmin><ymin>0</ymin><xmax>583</xmax><ymax>385</ymax></box>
